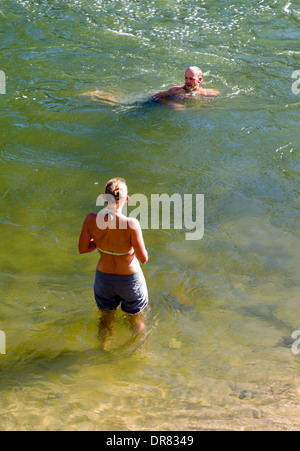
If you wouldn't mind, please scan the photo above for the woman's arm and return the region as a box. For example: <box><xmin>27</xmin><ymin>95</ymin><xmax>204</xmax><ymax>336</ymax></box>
<box><xmin>78</xmin><ymin>213</ymin><xmax>97</xmax><ymax>254</ymax></box>
<box><xmin>129</xmin><ymin>218</ymin><xmax>148</xmax><ymax>264</ymax></box>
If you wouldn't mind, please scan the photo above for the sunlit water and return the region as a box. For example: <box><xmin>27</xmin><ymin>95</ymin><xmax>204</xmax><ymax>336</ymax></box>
<box><xmin>0</xmin><ymin>0</ymin><xmax>300</xmax><ymax>430</ymax></box>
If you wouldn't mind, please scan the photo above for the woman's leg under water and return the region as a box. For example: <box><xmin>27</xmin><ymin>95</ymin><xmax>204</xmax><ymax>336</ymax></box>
<box><xmin>126</xmin><ymin>312</ymin><xmax>145</xmax><ymax>338</ymax></box>
<box><xmin>97</xmin><ymin>309</ymin><xmax>117</xmax><ymax>348</ymax></box>
<box><xmin>97</xmin><ymin>310</ymin><xmax>146</xmax><ymax>350</ymax></box>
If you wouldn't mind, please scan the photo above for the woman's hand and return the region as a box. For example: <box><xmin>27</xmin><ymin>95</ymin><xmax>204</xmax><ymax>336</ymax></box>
<box><xmin>88</xmin><ymin>239</ymin><xmax>97</xmax><ymax>252</ymax></box>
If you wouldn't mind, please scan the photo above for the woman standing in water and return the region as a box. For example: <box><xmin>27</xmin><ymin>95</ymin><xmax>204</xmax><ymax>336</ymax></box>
<box><xmin>78</xmin><ymin>178</ymin><xmax>148</xmax><ymax>346</ymax></box>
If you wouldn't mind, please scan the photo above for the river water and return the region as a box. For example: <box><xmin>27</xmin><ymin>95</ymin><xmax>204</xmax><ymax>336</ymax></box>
<box><xmin>0</xmin><ymin>0</ymin><xmax>300</xmax><ymax>431</ymax></box>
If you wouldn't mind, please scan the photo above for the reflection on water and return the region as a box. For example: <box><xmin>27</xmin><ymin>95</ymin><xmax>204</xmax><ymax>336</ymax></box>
<box><xmin>1</xmin><ymin>0</ymin><xmax>300</xmax><ymax>431</ymax></box>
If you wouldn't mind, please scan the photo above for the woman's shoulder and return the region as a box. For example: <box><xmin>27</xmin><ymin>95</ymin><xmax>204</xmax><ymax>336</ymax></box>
<box><xmin>85</xmin><ymin>212</ymin><xmax>97</xmax><ymax>222</ymax></box>
<box><xmin>127</xmin><ymin>216</ymin><xmax>141</xmax><ymax>231</ymax></box>
<box><xmin>82</xmin><ymin>212</ymin><xmax>97</xmax><ymax>231</ymax></box>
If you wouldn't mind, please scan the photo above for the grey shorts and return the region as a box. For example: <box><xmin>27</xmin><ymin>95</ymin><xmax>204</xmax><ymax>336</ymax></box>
<box><xmin>94</xmin><ymin>269</ymin><xmax>148</xmax><ymax>314</ymax></box>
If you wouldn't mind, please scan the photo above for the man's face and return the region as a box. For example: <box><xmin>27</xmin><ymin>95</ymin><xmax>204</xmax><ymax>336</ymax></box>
<box><xmin>185</xmin><ymin>69</ymin><xmax>202</xmax><ymax>91</ymax></box>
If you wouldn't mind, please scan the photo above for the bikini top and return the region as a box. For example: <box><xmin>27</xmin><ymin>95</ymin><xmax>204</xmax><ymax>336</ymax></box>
<box><xmin>97</xmin><ymin>247</ymin><xmax>133</xmax><ymax>256</ymax></box>
<box><xmin>97</xmin><ymin>208</ymin><xmax>133</xmax><ymax>256</ymax></box>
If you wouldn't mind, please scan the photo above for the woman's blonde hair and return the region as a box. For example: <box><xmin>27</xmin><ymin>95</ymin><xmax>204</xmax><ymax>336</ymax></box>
<box><xmin>105</xmin><ymin>177</ymin><xmax>128</xmax><ymax>203</ymax></box>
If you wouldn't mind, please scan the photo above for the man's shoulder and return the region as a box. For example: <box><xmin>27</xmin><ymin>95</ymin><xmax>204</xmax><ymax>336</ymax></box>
<box><xmin>198</xmin><ymin>87</ymin><xmax>220</xmax><ymax>96</ymax></box>
<box><xmin>152</xmin><ymin>86</ymin><xmax>183</xmax><ymax>101</ymax></box>
<box><xmin>169</xmin><ymin>85</ymin><xmax>185</xmax><ymax>93</ymax></box>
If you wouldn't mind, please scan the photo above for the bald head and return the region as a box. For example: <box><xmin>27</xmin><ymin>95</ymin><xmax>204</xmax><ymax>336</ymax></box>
<box><xmin>186</xmin><ymin>66</ymin><xmax>202</xmax><ymax>78</ymax></box>
<box><xmin>184</xmin><ymin>66</ymin><xmax>203</xmax><ymax>91</ymax></box>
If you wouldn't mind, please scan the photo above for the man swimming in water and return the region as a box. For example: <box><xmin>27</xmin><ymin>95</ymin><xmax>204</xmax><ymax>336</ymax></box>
<box><xmin>151</xmin><ymin>66</ymin><xmax>220</xmax><ymax>109</ymax></box>
<box><xmin>80</xmin><ymin>66</ymin><xmax>219</xmax><ymax>109</ymax></box>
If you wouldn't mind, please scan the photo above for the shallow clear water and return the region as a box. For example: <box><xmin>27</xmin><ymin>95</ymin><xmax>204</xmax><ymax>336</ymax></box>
<box><xmin>0</xmin><ymin>0</ymin><xmax>300</xmax><ymax>430</ymax></box>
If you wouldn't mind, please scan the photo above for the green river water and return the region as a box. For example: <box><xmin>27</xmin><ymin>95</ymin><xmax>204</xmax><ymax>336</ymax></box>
<box><xmin>0</xmin><ymin>0</ymin><xmax>300</xmax><ymax>430</ymax></box>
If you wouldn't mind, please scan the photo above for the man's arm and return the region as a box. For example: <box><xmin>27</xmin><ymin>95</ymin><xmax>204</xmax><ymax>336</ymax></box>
<box><xmin>201</xmin><ymin>88</ymin><xmax>220</xmax><ymax>97</ymax></box>
<box><xmin>79</xmin><ymin>90</ymin><xmax>118</xmax><ymax>105</ymax></box>
<box><xmin>152</xmin><ymin>87</ymin><xmax>185</xmax><ymax>109</ymax></box>
<box><xmin>152</xmin><ymin>90</ymin><xmax>170</xmax><ymax>101</ymax></box>
<box><xmin>152</xmin><ymin>86</ymin><xmax>183</xmax><ymax>101</ymax></box>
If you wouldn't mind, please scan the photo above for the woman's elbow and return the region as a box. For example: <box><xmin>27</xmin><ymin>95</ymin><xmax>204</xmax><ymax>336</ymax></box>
<box><xmin>78</xmin><ymin>244</ymin><xmax>87</xmax><ymax>254</ymax></box>
<box><xmin>139</xmin><ymin>252</ymin><xmax>148</xmax><ymax>265</ymax></box>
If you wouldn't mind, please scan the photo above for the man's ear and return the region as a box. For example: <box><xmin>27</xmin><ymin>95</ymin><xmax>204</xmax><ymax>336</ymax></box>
<box><xmin>125</xmin><ymin>195</ymin><xmax>129</xmax><ymax>203</ymax></box>
<box><xmin>199</xmin><ymin>77</ymin><xmax>203</xmax><ymax>83</ymax></box>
